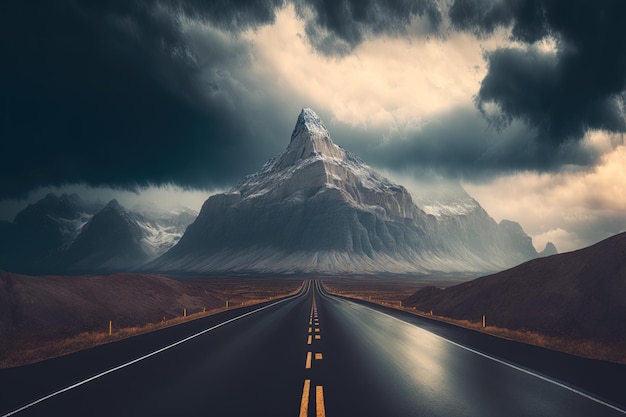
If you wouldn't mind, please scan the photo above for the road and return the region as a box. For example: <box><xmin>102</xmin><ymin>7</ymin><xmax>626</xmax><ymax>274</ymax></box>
<box><xmin>1</xmin><ymin>280</ymin><xmax>625</xmax><ymax>416</ymax></box>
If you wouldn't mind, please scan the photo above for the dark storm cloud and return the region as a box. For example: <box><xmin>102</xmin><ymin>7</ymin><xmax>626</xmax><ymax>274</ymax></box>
<box><xmin>293</xmin><ymin>0</ymin><xmax>442</xmax><ymax>55</ymax></box>
<box><xmin>0</xmin><ymin>0</ymin><xmax>287</xmax><ymax>200</ymax></box>
<box><xmin>334</xmin><ymin>107</ymin><xmax>601</xmax><ymax>180</ymax></box>
<box><xmin>172</xmin><ymin>0</ymin><xmax>285</xmax><ymax>31</ymax></box>
<box><xmin>449</xmin><ymin>0</ymin><xmax>626</xmax><ymax>146</ymax></box>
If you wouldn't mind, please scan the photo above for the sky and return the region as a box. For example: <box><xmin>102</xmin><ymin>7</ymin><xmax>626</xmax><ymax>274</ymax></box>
<box><xmin>1</xmin><ymin>0</ymin><xmax>625</xmax><ymax>253</ymax></box>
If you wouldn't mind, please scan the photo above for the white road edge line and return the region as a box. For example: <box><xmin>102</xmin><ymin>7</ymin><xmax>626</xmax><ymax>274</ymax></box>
<box><xmin>442</xmin><ymin>338</ymin><xmax>626</xmax><ymax>415</ymax></box>
<box><xmin>318</xmin><ymin>282</ymin><xmax>626</xmax><ymax>415</ymax></box>
<box><xmin>2</xmin><ymin>283</ymin><xmax>309</xmax><ymax>417</ymax></box>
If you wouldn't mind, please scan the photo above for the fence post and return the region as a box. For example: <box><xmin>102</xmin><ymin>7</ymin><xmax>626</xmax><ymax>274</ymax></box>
<box><xmin>109</xmin><ymin>320</ymin><xmax>112</xmax><ymax>336</ymax></box>
<box><xmin>184</xmin><ymin>308</ymin><xmax>187</xmax><ymax>318</ymax></box>
<box><xmin>482</xmin><ymin>315</ymin><xmax>486</xmax><ymax>328</ymax></box>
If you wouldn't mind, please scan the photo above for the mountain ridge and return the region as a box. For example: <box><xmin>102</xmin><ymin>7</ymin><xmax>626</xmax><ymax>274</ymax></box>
<box><xmin>0</xmin><ymin>109</ymin><xmax>555</xmax><ymax>275</ymax></box>
<box><xmin>0</xmin><ymin>194</ymin><xmax>196</xmax><ymax>274</ymax></box>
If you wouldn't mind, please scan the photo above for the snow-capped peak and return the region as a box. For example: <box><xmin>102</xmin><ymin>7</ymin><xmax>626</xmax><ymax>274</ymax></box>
<box><xmin>279</xmin><ymin>108</ymin><xmax>345</xmax><ymax>168</ymax></box>
<box><xmin>290</xmin><ymin>108</ymin><xmax>330</xmax><ymax>142</ymax></box>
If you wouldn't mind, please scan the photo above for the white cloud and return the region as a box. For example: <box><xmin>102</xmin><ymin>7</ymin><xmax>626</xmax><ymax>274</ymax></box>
<box><xmin>532</xmin><ymin>228</ymin><xmax>583</xmax><ymax>254</ymax></box>
<box><xmin>247</xmin><ymin>5</ymin><xmax>493</xmax><ymax>129</ymax></box>
<box><xmin>0</xmin><ymin>185</ymin><xmax>221</xmax><ymax>221</ymax></box>
<box><xmin>465</xmin><ymin>133</ymin><xmax>626</xmax><ymax>252</ymax></box>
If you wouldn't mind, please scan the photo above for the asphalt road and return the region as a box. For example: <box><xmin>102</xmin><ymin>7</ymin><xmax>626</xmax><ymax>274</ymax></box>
<box><xmin>1</xmin><ymin>280</ymin><xmax>625</xmax><ymax>416</ymax></box>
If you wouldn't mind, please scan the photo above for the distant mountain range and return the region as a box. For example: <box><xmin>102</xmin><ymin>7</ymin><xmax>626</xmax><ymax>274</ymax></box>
<box><xmin>403</xmin><ymin>231</ymin><xmax>626</xmax><ymax>342</ymax></box>
<box><xmin>149</xmin><ymin>108</ymin><xmax>556</xmax><ymax>275</ymax></box>
<box><xmin>0</xmin><ymin>193</ymin><xmax>196</xmax><ymax>274</ymax></box>
<box><xmin>0</xmin><ymin>109</ymin><xmax>557</xmax><ymax>275</ymax></box>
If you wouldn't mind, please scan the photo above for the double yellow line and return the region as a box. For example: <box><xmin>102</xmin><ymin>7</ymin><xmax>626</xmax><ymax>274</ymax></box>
<box><xmin>299</xmin><ymin>284</ymin><xmax>326</xmax><ymax>417</ymax></box>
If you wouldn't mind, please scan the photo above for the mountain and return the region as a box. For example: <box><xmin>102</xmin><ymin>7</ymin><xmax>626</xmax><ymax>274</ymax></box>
<box><xmin>403</xmin><ymin>232</ymin><xmax>626</xmax><ymax>342</ymax></box>
<box><xmin>61</xmin><ymin>199</ymin><xmax>150</xmax><ymax>271</ymax></box>
<box><xmin>132</xmin><ymin>205</ymin><xmax>198</xmax><ymax>258</ymax></box>
<box><xmin>0</xmin><ymin>195</ymin><xmax>196</xmax><ymax>274</ymax></box>
<box><xmin>539</xmin><ymin>242</ymin><xmax>558</xmax><ymax>257</ymax></box>
<box><xmin>61</xmin><ymin>200</ymin><xmax>198</xmax><ymax>272</ymax></box>
<box><xmin>0</xmin><ymin>193</ymin><xmax>97</xmax><ymax>273</ymax></box>
<box><xmin>151</xmin><ymin>108</ymin><xmax>551</xmax><ymax>275</ymax></box>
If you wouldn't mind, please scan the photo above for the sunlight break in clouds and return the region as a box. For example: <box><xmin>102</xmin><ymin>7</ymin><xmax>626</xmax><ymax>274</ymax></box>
<box><xmin>465</xmin><ymin>133</ymin><xmax>626</xmax><ymax>253</ymax></box>
<box><xmin>248</xmin><ymin>5</ymin><xmax>489</xmax><ymax>128</ymax></box>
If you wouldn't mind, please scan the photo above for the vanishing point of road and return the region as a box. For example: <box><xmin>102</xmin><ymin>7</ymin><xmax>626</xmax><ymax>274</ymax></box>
<box><xmin>1</xmin><ymin>280</ymin><xmax>625</xmax><ymax>416</ymax></box>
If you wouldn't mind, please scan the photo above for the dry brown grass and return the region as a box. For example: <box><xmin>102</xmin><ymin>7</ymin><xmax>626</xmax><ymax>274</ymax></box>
<box><xmin>324</xmin><ymin>283</ymin><xmax>626</xmax><ymax>365</ymax></box>
<box><xmin>1</xmin><ymin>277</ymin><xmax>302</xmax><ymax>368</ymax></box>
<box><xmin>2</xmin><ymin>306</ymin><xmax>216</xmax><ymax>368</ymax></box>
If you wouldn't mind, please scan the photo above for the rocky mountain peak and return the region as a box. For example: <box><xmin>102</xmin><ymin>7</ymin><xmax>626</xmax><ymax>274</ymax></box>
<box><xmin>149</xmin><ymin>108</ymin><xmax>547</xmax><ymax>275</ymax></box>
<box><xmin>280</xmin><ymin>108</ymin><xmax>345</xmax><ymax>167</ymax></box>
<box><xmin>539</xmin><ymin>242</ymin><xmax>558</xmax><ymax>257</ymax></box>
<box><xmin>290</xmin><ymin>108</ymin><xmax>330</xmax><ymax>142</ymax></box>
<box><xmin>104</xmin><ymin>199</ymin><xmax>122</xmax><ymax>211</ymax></box>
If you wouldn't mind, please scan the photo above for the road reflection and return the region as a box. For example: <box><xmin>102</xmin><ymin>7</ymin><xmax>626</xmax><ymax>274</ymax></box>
<box><xmin>327</xmin><ymin>297</ymin><xmax>626</xmax><ymax>417</ymax></box>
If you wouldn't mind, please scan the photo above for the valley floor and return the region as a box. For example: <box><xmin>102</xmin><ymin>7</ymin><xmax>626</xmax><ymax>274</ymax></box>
<box><xmin>3</xmin><ymin>272</ymin><xmax>623</xmax><ymax>369</ymax></box>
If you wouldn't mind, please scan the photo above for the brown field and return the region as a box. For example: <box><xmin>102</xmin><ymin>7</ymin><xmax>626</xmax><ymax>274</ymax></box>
<box><xmin>322</xmin><ymin>277</ymin><xmax>626</xmax><ymax>365</ymax></box>
<box><xmin>0</xmin><ymin>271</ymin><xmax>302</xmax><ymax>368</ymax></box>
<box><xmin>322</xmin><ymin>274</ymin><xmax>471</xmax><ymax>302</ymax></box>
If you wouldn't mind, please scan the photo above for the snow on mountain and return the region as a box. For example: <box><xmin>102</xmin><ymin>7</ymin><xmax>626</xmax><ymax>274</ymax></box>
<box><xmin>54</xmin><ymin>212</ymin><xmax>94</xmax><ymax>249</ymax></box>
<box><xmin>134</xmin><ymin>206</ymin><xmax>197</xmax><ymax>258</ymax></box>
<box><xmin>62</xmin><ymin>200</ymin><xmax>197</xmax><ymax>272</ymax></box>
<box><xmin>0</xmin><ymin>194</ymin><xmax>196</xmax><ymax>274</ymax></box>
<box><xmin>151</xmin><ymin>108</ymin><xmax>552</xmax><ymax>275</ymax></box>
<box><xmin>0</xmin><ymin>193</ymin><xmax>98</xmax><ymax>273</ymax></box>
<box><xmin>0</xmin><ymin>108</ymin><xmax>552</xmax><ymax>276</ymax></box>
<box><xmin>408</xmin><ymin>179</ymin><xmax>480</xmax><ymax>217</ymax></box>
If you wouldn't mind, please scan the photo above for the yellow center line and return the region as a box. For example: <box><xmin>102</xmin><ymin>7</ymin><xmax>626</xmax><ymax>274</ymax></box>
<box><xmin>315</xmin><ymin>335</ymin><xmax>321</xmax><ymax>340</ymax></box>
<box><xmin>307</xmin><ymin>335</ymin><xmax>312</xmax><ymax>345</ymax></box>
<box><xmin>315</xmin><ymin>353</ymin><xmax>323</xmax><ymax>360</ymax></box>
<box><xmin>314</xmin><ymin>328</ymin><xmax>320</xmax><ymax>333</ymax></box>
<box><xmin>305</xmin><ymin>352</ymin><xmax>312</xmax><ymax>369</ymax></box>
<box><xmin>316</xmin><ymin>385</ymin><xmax>326</xmax><ymax>417</ymax></box>
<box><xmin>308</xmin><ymin>327</ymin><xmax>312</xmax><ymax>333</ymax></box>
<box><xmin>299</xmin><ymin>379</ymin><xmax>311</xmax><ymax>417</ymax></box>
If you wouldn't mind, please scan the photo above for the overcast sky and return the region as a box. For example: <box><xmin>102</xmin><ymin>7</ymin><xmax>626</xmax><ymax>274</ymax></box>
<box><xmin>1</xmin><ymin>0</ymin><xmax>625</xmax><ymax>253</ymax></box>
